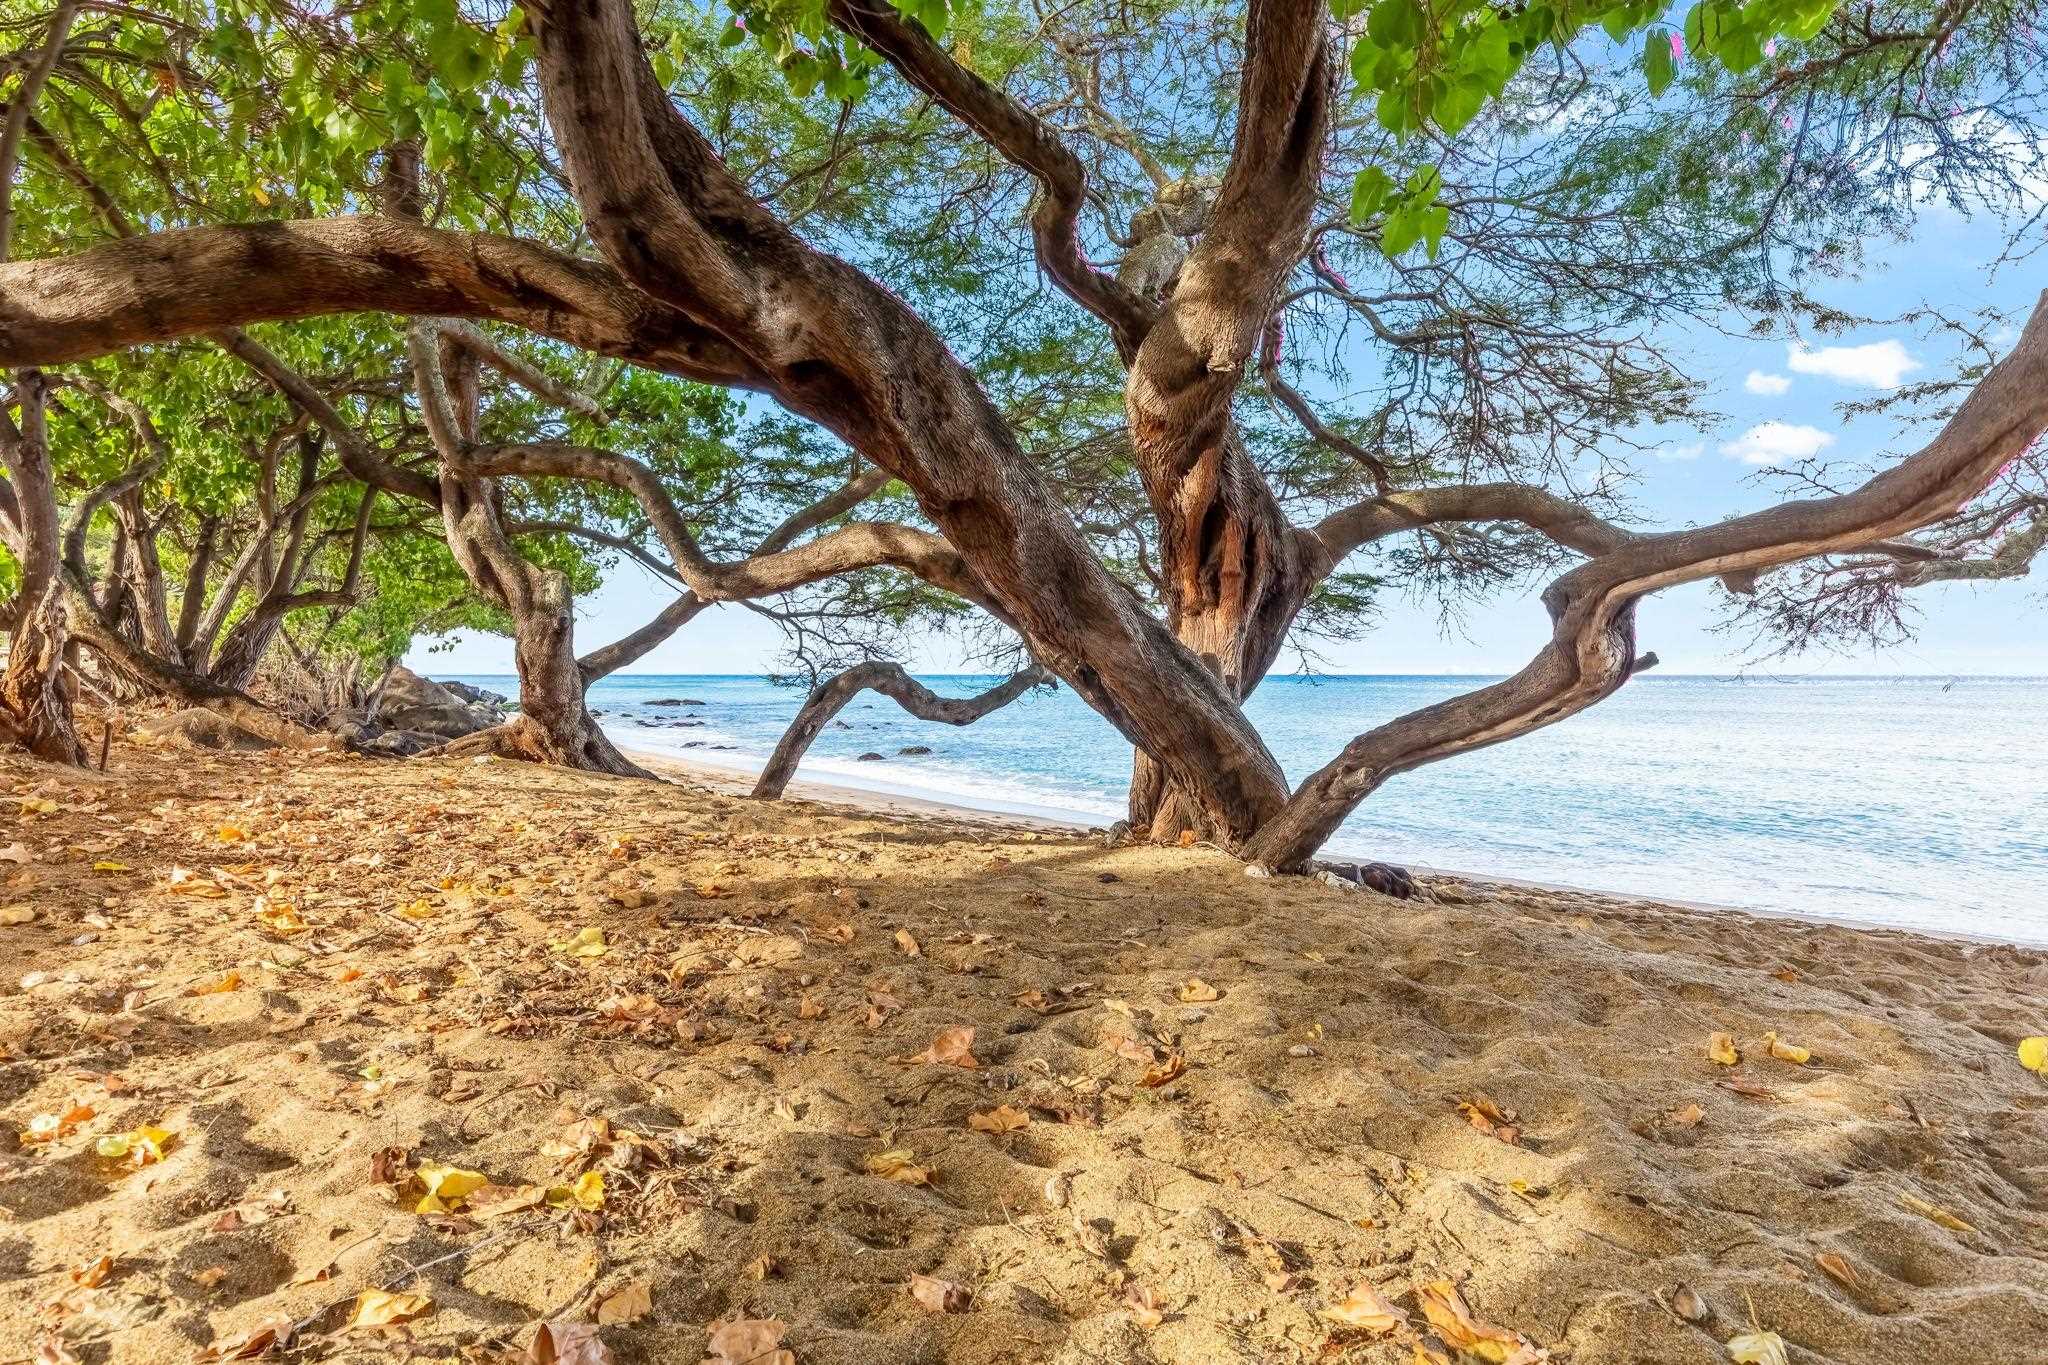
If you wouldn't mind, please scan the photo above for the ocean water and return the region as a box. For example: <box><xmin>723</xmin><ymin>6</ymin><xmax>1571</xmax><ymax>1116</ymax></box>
<box><xmin>445</xmin><ymin>672</ymin><xmax>2048</xmax><ymax>944</ymax></box>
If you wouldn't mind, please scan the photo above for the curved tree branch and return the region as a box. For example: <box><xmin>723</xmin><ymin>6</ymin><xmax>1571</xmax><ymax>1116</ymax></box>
<box><xmin>824</xmin><ymin>0</ymin><xmax>1156</xmax><ymax>355</ymax></box>
<box><xmin>1246</xmin><ymin>291</ymin><xmax>2048</xmax><ymax>868</ymax></box>
<box><xmin>751</xmin><ymin>660</ymin><xmax>1053</xmax><ymax>798</ymax></box>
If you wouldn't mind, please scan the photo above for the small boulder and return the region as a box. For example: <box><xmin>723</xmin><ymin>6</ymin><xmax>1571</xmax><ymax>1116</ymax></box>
<box><xmin>438</xmin><ymin>679</ymin><xmax>507</xmax><ymax>707</ymax></box>
<box><xmin>856</xmin><ymin>751</ymin><xmax>885</xmax><ymax>761</ymax></box>
<box><xmin>897</xmin><ymin>745</ymin><xmax>933</xmax><ymax>756</ymax></box>
<box><xmin>375</xmin><ymin>666</ymin><xmax>492</xmax><ymax>739</ymax></box>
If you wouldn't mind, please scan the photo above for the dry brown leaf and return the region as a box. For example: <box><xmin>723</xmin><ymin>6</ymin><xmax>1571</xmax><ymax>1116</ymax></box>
<box><xmin>864</xmin><ymin>1149</ymin><xmax>933</xmax><ymax>1185</ymax></box>
<box><xmin>907</xmin><ymin>1026</ymin><xmax>978</xmax><ymax>1068</ymax></box>
<box><xmin>1414</xmin><ymin>1280</ymin><xmax>1539</xmax><ymax>1357</ymax></box>
<box><xmin>1177</xmin><ymin>977</ymin><xmax>1220</xmax><ymax>1003</ymax></box>
<box><xmin>70</xmin><ymin>1255</ymin><xmax>114</xmax><ymax>1288</ymax></box>
<box><xmin>798</xmin><ymin>995</ymin><xmax>824</xmax><ymax>1020</ymax></box>
<box><xmin>0</xmin><ymin>904</ymin><xmax>34</xmax><ymax>924</ymax></box>
<box><xmin>821</xmin><ymin>922</ymin><xmax>855</xmax><ymax>944</ymax></box>
<box><xmin>1814</xmin><ymin>1252</ymin><xmax>1861</xmax><ymax>1293</ymax></box>
<box><xmin>192</xmin><ymin>1265</ymin><xmax>229</xmax><ymax>1287</ymax></box>
<box><xmin>1319</xmin><ymin>1281</ymin><xmax>1404</xmax><ymax>1333</ymax></box>
<box><xmin>1717</xmin><ymin>1076</ymin><xmax>1781</xmax><ymax>1101</ymax></box>
<box><xmin>1457</xmin><ymin>1094</ymin><xmax>1522</xmax><ymax>1145</ymax></box>
<box><xmin>596</xmin><ymin>1279</ymin><xmax>652</xmax><ymax>1325</ymax></box>
<box><xmin>198</xmin><ymin>1316</ymin><xmax>296</xmax><ymax>1360</ymax></box>
<box><xmin>967</xmin><ymin>1104</ymin><xmax>1029</xmax><ymax>1134</ymax></box>
<box><xmin>189</xmin><ymin>970</ymin><xmax>243</xmax><ymax>996</ymax></box>
<box><xmin>703</xmin><ymin>1317</ymin><xmax>793</xmax><ymax>1365</ymax></box>
<box><xmin>744</xmin><ymin>1255</ymin><xmax>780</xmax><ymax>1281</ymax></box>
<box><xmin>1102</xmin><ymin>1031</ymin><xmax>1156</xmax><ymax>1065</ymax></box>
<box><xmin>346</xmin><ymin>1288</ymin><xmax>431</xmax><ymax>1330</ymax></box>
<box><xmin>1708</xmin><ymin>1032</ymin><xmax>1741</xmax><ymax>1066</ymax></box>
<box><xmin>909</xmin><ymin>1274</ymin><xmax>972</xmax><ymax>1313</ymax></box>
<box><xmin>894</xmin><ymin>928</ymin><xmax>921</xmax><ymax>957</ymax></box>
<box><xmin>1123</xmin><ymin>1282</ymin><xmax>1168</xmax><ymax>1328</ymax></box>
<box><xmin>1140</xmin><ymin>1050</ymin><xmax>1187</xmax><ymax>1087</ymax></box>
<box><xmin>1667</xmin><ymin>1102</ymin><xmax>1706</xmax><ymax>1128</ymax></box>
<box><xmin>1176</xmin><ymin>829</ymin><xmax>1196</xmax><ymax>848</ymax></box>
<box><xmin>525</xmin><ymin>1321</ymin><xmax>613</xmax><ymax>1365</ymax></box>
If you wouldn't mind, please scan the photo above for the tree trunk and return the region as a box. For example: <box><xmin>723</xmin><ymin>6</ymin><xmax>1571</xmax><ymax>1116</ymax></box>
<box><xmin>413</xmin><ymin>326</ymin><xmax>650</xmax><ymax>778</ymax></box>
<box><xmin>0</xmin><ymin>579</ymin><xmax>84</xmax><ymax>763</ymax></box>
<box><xmin>1123</xmin><ymin>429</ymin><xmax>1322</xmax><ymax>840</ymax></box>
<box><xmin>437</xmin><ymin>567</ymin><xmax>651</xmax><ymax>776</ymax></box>
<box><xmin>0</xmin><ymin>370</ymin><xmax>84</xmax><ymax>763</ymax></box>
<box><xmin>753</xmin><ymin>662</ymin><xmax>1050</xmax><ymax>799</ymax></box>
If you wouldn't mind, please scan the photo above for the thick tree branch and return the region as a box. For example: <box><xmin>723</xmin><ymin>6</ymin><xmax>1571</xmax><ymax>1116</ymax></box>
<box><xmin>751</xmin><ymin>661</ymin><xmax>1053</xmax><ymax>798</ymax></box>
<box><xmin>1246</xmin><ymin>292</ymin><xmax>2048</xmax><ymax>868</ymax></box>
<box><xmin>824</xmin><ymin>0</ymin><xmax>1156</xmax><ymax>355</ymax></box>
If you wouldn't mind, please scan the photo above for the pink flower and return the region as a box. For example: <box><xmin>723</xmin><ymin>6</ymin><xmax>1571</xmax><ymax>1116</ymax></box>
<box><xmin>1669</xmin><ymin>33</ymin><xmax>1685</xmax><ymax>61</ymax></box>
<box><xmin>1764</xmin><ymin>38</ymin><xmax>1777</xmax><ymax>57</ymax></box>
<box><xmin>733</xmin><ymin>15</ymin><xmax>746</xmax><ymax>29</ymax></box>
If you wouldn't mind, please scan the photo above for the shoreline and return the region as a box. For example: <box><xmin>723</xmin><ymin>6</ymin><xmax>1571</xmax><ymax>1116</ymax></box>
<box><xmin>628</xmin><ymin>747</ymin><xmax>2044</xmax><ymax>951</ymax></box>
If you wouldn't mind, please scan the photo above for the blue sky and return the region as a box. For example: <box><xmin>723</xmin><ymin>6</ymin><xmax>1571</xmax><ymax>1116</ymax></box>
<box><xmin>411</xmin><ymin>202</ymin><xmax>2047</xmax><ymax>679</ymax></box>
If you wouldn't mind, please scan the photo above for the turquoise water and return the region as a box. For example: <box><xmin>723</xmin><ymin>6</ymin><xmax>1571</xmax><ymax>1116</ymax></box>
<box><xmin>446</xmin><ymin>673</ymin><xmax>2048</xmax><ymax>943</ymax></box>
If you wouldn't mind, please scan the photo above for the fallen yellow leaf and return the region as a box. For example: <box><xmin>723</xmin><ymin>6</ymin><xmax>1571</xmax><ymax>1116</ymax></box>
<box><xmin>91</xmin><ymin>860</ymin><xmax>131</xmax><ymax>873</ymax></box>
<box><xmin>895</xmin><ymin>928</ymin><xmax>921</xmax><ymax>957</ymax></box>
<box><xmin>188</xmin><ymin>971</ymin><xmax>242</xmax><ymax>996</ymax></box>
<box><xmin>1708</xmin><ymin>1032</ymin><xmax>1740</xmax><ymax>1066</ymax></box>
<box><xmin>556</xmin><ymin>927</ymin><xmax>607</xmax><ymax>958</ymax></box>
<box><xmin>96</xmin><ymin>1124</ymin><xmax>173</xmax><ymax>1167</ymax></box>
<box><xmin>1762</xmin><ymin>1031</ymin><xmax>1812</xmax><ymax>1065</ymax></box>
<box><xmin>347</xmin><ymin>1288</ymin><xmax>432</xmax><ymax>1330</ymax></box>
<box><xmin>413</xmin><ymin>1161</ymin><xmax>490</xmax><ymax>1214</ymax></box>
<box><xmin>545</xmin><ymin>1170</ymin><xmax>605</xmax><ymax>1210</ymax></box>
<box><xmin>1726</xmin><ymin>1329</ymin><xmax>1789</xmax><ymax>1365</ymax></box>
<box><xmin>216</xmin><ymin>824</ymin><xmax>248</xmax><ymax>843</ymax></box>
<box><xmin>595</xmin><ymin>1278</ymin><xmax>651</xmax><ymax>1324</ymax></box>
<box><xmin>396</xmin><ymin>898</ymin><xmax>437</xmax><ymax>920</ymax></box>
<box><xmin>1177</xmin><ymin>977</ymin><xmax>1221</xmax><ymax>1003</ymax></box>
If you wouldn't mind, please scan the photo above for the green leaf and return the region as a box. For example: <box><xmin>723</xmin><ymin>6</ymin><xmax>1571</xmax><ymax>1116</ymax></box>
<box><xmin>1419</xmin><ymin>204</ymin><xmax>1449</xmax><ymax>259</ymax></box>
<box><xmin>1644</xmin><ymin>31</ymin><xmax>1675</xmax><ymax>97</ymax></box>
<box><xmin>1349</xmin><ymin>165</ymin><xmax>1394</xmax><ymax>223</ymax></box>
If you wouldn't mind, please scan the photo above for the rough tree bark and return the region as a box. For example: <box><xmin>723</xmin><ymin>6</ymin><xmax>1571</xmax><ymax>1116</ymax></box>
<box><xmin>751</xmin><ymin>662</ymin><xmax>1052</xmax><ymax>799</ymax></box>
<box><xmin>0</xmin><ymin>370</ymin><xmax>85</xmax><ymax>762</ymax></box>
<box><xmin>519</xmin><ymin>0</ymin><xmax>1293</xmax><ymax>842</ymax></box>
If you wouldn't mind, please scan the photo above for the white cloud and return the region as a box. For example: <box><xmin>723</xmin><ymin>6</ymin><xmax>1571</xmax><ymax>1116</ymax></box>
<box><xmin>1720</xmin><ymin>421</ymin><xmax>1836</xmax><ymax>466</ymax></box>
<box><xmin>1657</xmin><ymin>441</ymin><xmax>1705</xmax><ymax>462</ymax></box>
<box><xmin>1743</xmin><ymin>370</ymin><xmax>1792</xmax><ymax>395</ymax></box>
<box><xmin>1786</xmin><ymin>339</ymin><xmax>1920</xmax><ymax>389</ymax></box>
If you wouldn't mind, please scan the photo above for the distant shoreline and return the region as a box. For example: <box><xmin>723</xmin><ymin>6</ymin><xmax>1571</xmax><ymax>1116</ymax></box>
<box><xmin>627</xmin><ymin>746</ymin><xmax>2045</xmax><ymax>951</ymax></box>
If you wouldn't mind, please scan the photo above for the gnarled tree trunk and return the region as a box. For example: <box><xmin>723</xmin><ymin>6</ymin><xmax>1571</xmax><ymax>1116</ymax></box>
<box><xmin>409</xmin><ymin>322</ymin><xmax>652</xmax><ymax>778</ymax></box>
<box><xmin>0</xmin><ymin>370</ymin><xmax>85</xmax><ymax>763</ymax></box>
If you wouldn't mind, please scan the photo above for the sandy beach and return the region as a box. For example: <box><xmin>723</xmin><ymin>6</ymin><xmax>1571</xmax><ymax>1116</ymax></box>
<box><xmin>3</xmin><ymin>728</ymin><xmax>2046</xmax><ymax>1363</ymax></box>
